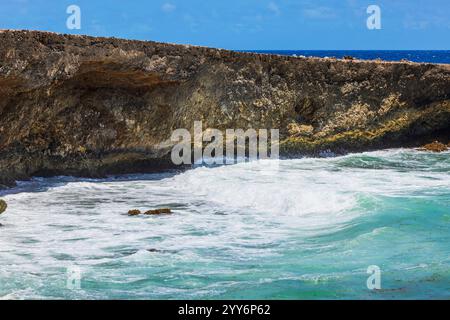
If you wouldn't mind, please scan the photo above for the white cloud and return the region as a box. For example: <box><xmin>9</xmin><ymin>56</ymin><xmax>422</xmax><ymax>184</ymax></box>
<box><xmin>268</xmin><ymin>2</ymin><xmax>281</xmax><ymax>16</ymax></box>
<box><xmin>183</xmin><ymin>14</ymin><xmax>199</xmax><ymax>32</ymax></box>
<box><xmin>161</xmin><ymin>3</ymin><xmax>176</xmax><ymax>13</ymax></box>
<box><xmin>403</xmin><ymin>17</ymin><xmax>429</xmax><ymax>30</ymax></box>
<box><xmin>402</xmin><ymin>11</ymin><xmax>450</xmax><ymax>30</ymax></box>
<box><xmin>303</xmin><ymin>7</ymin><xmax>336</xmax><ymax>19</ymax></box>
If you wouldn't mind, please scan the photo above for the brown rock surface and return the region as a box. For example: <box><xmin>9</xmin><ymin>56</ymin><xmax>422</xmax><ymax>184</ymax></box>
<box><xmin>0</xmin><ymin>30</ymin><xmax>449</xmax><ymax>186</ymax></box>
<box><xmin>0</xmin><ymin>200</ymin><xmax>7</xmax><ymax>214</ymax></box>
<box><xmin>418</xmin><ymin>141</ymin><xmax>449</xmax><ymax>152</ymax></box>
<box><xmin>127</xmin><ymin>209</ymin><xmax>141</xmax><ymax>216</ymax></box>
<box><xmin>144</xmin><ymin>208</ymin><xmax>172</xmax><ymax>215</ymax></box>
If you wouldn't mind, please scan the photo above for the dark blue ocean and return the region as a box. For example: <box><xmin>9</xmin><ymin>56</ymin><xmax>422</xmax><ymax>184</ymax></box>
<box><xmin>246</xmin><ymin>50</ymin><xmax>450</xmax><ymax>64</ymax></box>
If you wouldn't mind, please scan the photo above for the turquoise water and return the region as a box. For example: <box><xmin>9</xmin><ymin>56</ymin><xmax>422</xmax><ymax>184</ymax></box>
<box><xmin>0</xmin><ymin>149</ymin><xmax>449</xmax><ymax>299</ymax></box>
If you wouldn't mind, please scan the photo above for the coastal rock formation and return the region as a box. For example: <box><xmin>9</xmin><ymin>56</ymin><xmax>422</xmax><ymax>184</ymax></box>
<box><xmin>0</xmin><ymin>30</ymin><xmax>449</xmax><ymax>186</ymax></box>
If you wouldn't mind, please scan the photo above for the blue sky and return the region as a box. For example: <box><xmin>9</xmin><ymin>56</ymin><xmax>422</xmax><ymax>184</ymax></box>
<box><xmin>1</xmin><ymin>0</ymin><xmax>449</xmax><ymax>49</ymax></box>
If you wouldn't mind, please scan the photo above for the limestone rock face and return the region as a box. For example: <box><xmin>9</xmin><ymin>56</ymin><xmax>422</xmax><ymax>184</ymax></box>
<box><xmin>0</xmin><ymin>30</ymin><xmax>449</xmax><ymax>186</ymax></box>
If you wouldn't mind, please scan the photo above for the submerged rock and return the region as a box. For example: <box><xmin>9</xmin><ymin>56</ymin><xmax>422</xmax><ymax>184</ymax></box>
<box><xmin>144</xmin><ymin>208</ymin><xmax>172</xmax><ymax>215</ymax></box>
<box><xmin>147</xmin><ymin>248</ymin><xmax>177</xmax><ymax>254</ymax></box>
<box><xmin>418</xmin><ymin>141</ymin><xmax>449</xmax><ymax>152</ymax></box>
<box><xmin>0</xmin><ymin>200</ymin><xmax>7</xmax><ymax>214</ymax></box>
<box><xmin>128</xmin><ymin>208</ymin><xmax>172</xmax><ymax>216</ymax></box>
<box><xmin>128</xmin><ymin>209</ymin><xmax>141</xmax><ymax>216</ymax></box>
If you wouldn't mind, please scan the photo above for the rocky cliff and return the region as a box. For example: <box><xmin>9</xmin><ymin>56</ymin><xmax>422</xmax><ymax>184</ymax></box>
<box><xmin>0</xmin><ymin>30</ymin><xmax>449</xmax><ymax>187</ymax></box>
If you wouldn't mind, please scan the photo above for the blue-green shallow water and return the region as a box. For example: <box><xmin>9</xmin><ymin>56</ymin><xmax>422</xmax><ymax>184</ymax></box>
<box><xmin>0</xmin><ymin>149</ymin><xmax>449</xmax><ymax>299</ymax></box>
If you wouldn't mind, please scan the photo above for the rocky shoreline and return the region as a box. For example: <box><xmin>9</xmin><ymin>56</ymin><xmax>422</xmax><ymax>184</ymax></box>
<box><xmin>0</xmin><ymin>30</ymin><xmax>449</xmax><ymax>188</ymax></box>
